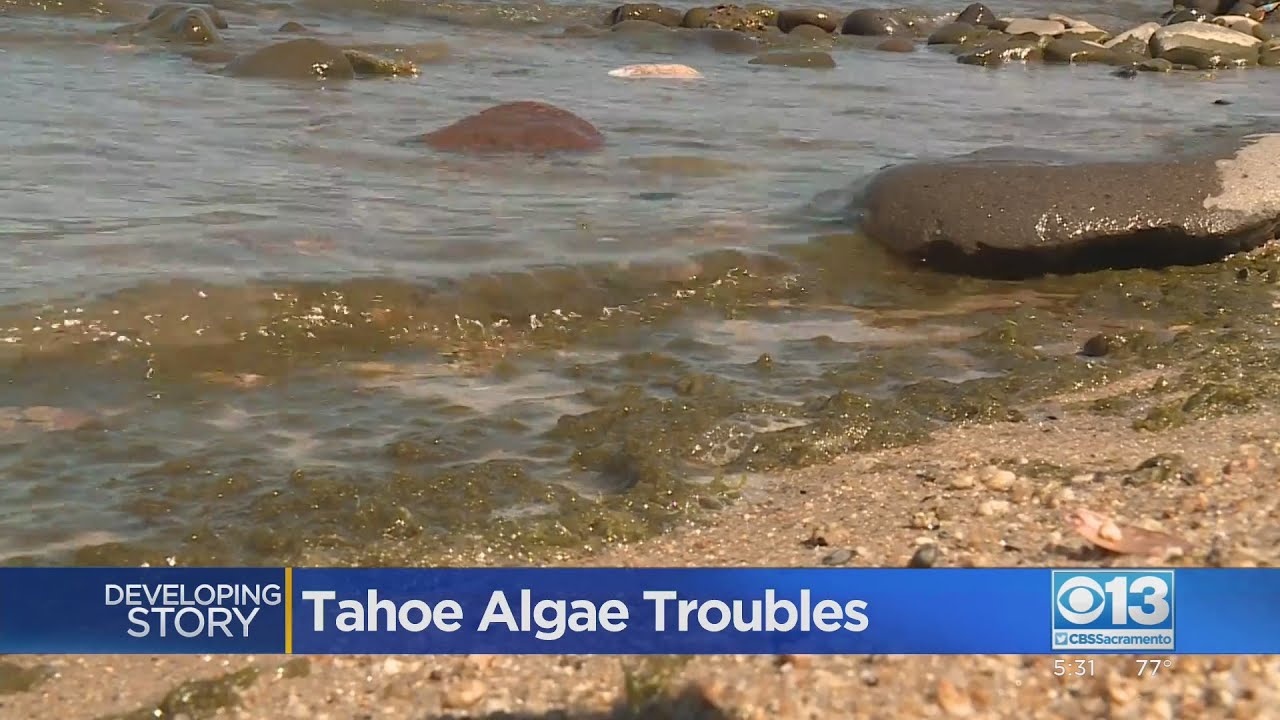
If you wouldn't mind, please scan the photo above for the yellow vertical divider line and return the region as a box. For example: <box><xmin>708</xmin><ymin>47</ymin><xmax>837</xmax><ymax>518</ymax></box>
<box><xmin>285</xmin><ymin>567</ymin><xmax>293</xmax><ymax>654</ymax></box>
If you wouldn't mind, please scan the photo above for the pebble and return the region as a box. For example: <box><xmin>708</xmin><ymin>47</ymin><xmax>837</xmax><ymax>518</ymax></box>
<box><xmin>949</xmin><ymin>473</ymin><xmax>976</xmax><ymax>490</ymax></box>
<box><xmin>936</xmin><ymin>678</ymin><xmax>974</xmax><ymax>716</ymax></box>
<box><xmin>979</xmin><ymin>466</ymin><xmax>1016</xmax><ymax>491</ymax></box>
<box><xmin>977</xmin><ymin>499</ymin><xmax>1011</xmax><ymax>516</ymax></box>
<box><xmin>380</xmin><ymin>657</ymin><xmax>404</xmax><ymax>676</ymax></box>
<box><xmin>442</xmin><ymin>679</ymin><xmax>485</xmax><ymax>709</ymax></box>
<box><xmin>822</xmin><ymin>547</ymin><xmax>853</xmax><ymax>565</ymax></box>
<box><xmin>908</xmin><ymin>543</ymin><xmax>939</xmax><ymax>568</ymax></box>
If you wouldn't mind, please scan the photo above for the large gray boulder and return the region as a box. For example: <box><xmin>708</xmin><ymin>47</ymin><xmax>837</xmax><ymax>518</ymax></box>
<box><xmin>853</xmin><ymin>134</ymin><xmax>1280</xmax><ymax>277</ymax></box>
<box><xmin>1149</xmin><ymin>22</ymin><xmax>1261</xmax><ymax>66</ymax></box>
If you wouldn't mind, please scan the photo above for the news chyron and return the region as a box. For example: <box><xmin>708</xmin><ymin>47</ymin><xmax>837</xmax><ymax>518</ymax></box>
<box><xmin>1052</xmin><ymin>570</ymin><xmax>1175</xmax><ymax>651</ymax></box>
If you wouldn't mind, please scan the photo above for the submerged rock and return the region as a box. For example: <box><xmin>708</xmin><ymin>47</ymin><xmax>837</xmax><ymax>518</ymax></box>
<box><xmin>116</xmin><ymin>5</ymin><xmax>223</xmax><ymax>43</ymax></box>
<box><xmin>147</xmin><ymin>2</ymin><xmax>226</xmax><ymax>28</ymax></box>
<box><xmin>608</xmin><ymin>63</ymin><xmax>704</xmax><ymax>77</ymax></box>
<box><xmin>342</xmin><ymin>50</ymin><xmax>419</xmax><ymax>76</ymax></box>
<box><xmin>957</xmin><ymin>34</ymin><xmax>1046</xmax><ymax>65</ymax></box>
<box><xmin>928</xmin><ymin>21</ymin><xmax>988</xmax><ymax>45</ymax></box>
<box><xmin>417</xmin><ymin>101</ymin><xmax>604</xmax><ymax>154</ymax></box>
<box><xmin>876</xmin><ymin>37</ymin><xmax>915</xmax><ymax>52</ymax></box>
<box><xmin>225</xmin><ymin>39</ymin><xmax>355</xmax><ymax>79</ymax></box>
<box><xmin>854</xmin><ymin>134</ymin><xmax>1280</xmax><ymax>277</ymax></box>
<box><xmin>748</xmin><ymin>50</ymin><xmax>836</xmax><ymax>67</ymax></box>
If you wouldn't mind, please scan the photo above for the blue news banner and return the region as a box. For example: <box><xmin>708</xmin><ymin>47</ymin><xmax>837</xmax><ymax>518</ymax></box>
<box><xmin>0</xmin><ymin>568</ymin><xmax>1275</xmax><ymax>654</ymax></box>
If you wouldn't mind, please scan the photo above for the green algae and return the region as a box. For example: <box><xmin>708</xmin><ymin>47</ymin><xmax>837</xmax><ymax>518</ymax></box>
<box><xmin>96</xmin><ymin>667</ymin><xmax>259</xmax><ymax>720</ymax></box>
<box><xmin>0</xmin><ymin>660</ymin><xmax>54</xmax><ymax>695</ymax></box>
<box><xmin>8</xmin><ymin>236</ymin><xmax>1280</xmax><ymax>569</ymax></box>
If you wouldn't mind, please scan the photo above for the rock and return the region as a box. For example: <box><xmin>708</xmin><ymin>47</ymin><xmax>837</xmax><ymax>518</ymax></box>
<box><xmin>747</xmin><ymin>3</ymin><xmax>779</xmax><ymax>25</ymax></box>
<box><xmin>979</xmin><ymin>466</ymin><xmax>1016</xmax><ymax>491</ymax></box>
<box><xmin>1151</xmin><ymin>22</ymin><xmax>1261</xmax><ymax>67</ymax></box>
<box><xmin>609</xmin><ymin>63</ymin><xmax>703</xmax><ymax>77</ymax></box>
<box><xmin>956</xmin><ymin>2</ymin><xmax>998</xmax><ymax>28</ymax></box>
<box><xmin>1229</xmin><ymin>1</ymin><xmax>1258</xmax><ymax>14</ymax></box>
<box><xmin>785</xmin><ymin>23</ymin><xmax>835</xmax><ymax>42</ymax></box>
<box><xmin>1261</xmin><ymin>38</ymin><xmax>1280</xmax><ymax>64</ymax></box>
<box><xmin>854</xmin><ymin>133</ymin><xmax>1280</xmax><ymax>277</ymax></box>
<box><xmin>907</xmin><ymin>543</ymin><xmax>939</xmax><ymax>568</ymax></box>
<box><xmin>1002</xmin><ymin>18</ymin><xmax>1065</xmax><ymax>37</ymax></box>
<box><xmin>956</xmin><ymin>34</ymin><xmax>1045</xmax><ymax>65</ymax></box>
<box><xmin>116</xmin><ymin>5</ymin><xmax>223</xmax><ymax>43</ymax></box>
<box><xmin>928</xmin><ymin>22</ymin><xmax>985</xmax><ymax>45</ymax></box>
<box><xmin>342</xmin><ymin>50</ymin><xmax>418</xmax><ymax>76</ymax></box>
<box><xmin>876</xmin><ymin>37</ymin><xmax>915</xmax><ymax>52</ymax></box>
<box><xmin>417</xmin><ymin>101</ymin><xmax>604</xmax><ymax>154</ymax></box>
<box><xmin>682</xmin><ymin>4</ymin><xmax>768</xmax><ymax>32</ymax></box>
<box><xmin>749</xmin><ymin>50</ymin><xmax>835</xmax><ymax>67</ymax></box>
<box><xmin>776</xmin><ymin>8</ymin><xmax>838</xmax><ymax>33</ymax></box>
<box><xmin>225</xmin><ymin>39</ymin><xmax>354</xmax><ymax>79</ymax></box>
<box><xmin>977</xmin><ymin>499</ymin><xmax>1011</xmax><ymax>516</ymax></box>
<box><xmin>1139</xmin><ymin>57</ymin><xmax>1175</xmax><ymax>71</ymax></box>
<box><xmin>1103</xmin><ymin>22</ymin><xmax>1159</xmax><ymax>56</ymax></box>
<box><xmin>822</xmin><ymin>548</ymin><xmax>853</xmax><ymax>565</ymax></box>
<box><xmin>1253</xmin><ymin>23</ymin><xmax>1274</xmax><ymax>40</ymax></box>
<box><xmin>840</xmin><ymin>9</ymin><xmax>906</xmax><ymax>36</ymax></box>
<box><xmin>277</xmin><ymin>21</ymin><xmax>306</xmax><ymax>32</ymax></box>
<box><xmin>609</xmin><ymin>3</ymin><xmax>684</xmax><ymax>27</ymax></box>
<box><xmin>1044</xmin><ymin>36</ymin><xmax>1113</xmax><ymax>63</ymax></box>
<box><xmin>1215</xmin><ymin>14</ymin><xmax>1261</xmax><ymax>36</ymax></box>
<box><xmin>147</xmin><ymin>2</ymin><xmax>225</xmax><ymax>28</ymax></box>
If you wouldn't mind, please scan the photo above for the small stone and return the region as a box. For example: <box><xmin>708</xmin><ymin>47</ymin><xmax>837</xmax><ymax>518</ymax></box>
<box><xmin>978</xmin><ymin>466</ymin><xmax>1015</xmax><ymax>491</ymax></box>
<box><xmin>936</xmin><ymin>678</ymin><xmax>974</xmax><ymax>716</ymax></box>
<box><xmin>912</xmin><ymin>511</ymin><xmax>939</xmax><ymax>529</ymax></box>
<box><xmin>1009</xmin><ymin>480</ymin><xmax>1032</xmax><ymax>504</ymax></box>
<box><xmin>823</xmin><ymin>548</ymin><xmax>853</xmax><ymax>565</ymax></box>
<box><xmin>380</xmin><ymin>657</ymin><xmax>403</xmax><ymax>676</ymax></box>
<box><xmin>1081</xmin><ymin>333</ymin><xmax>1111</xmax><ymax>357</ymax></box>
<box><xmin>977</xmin><ymin>499</ymin><xmax>1010</xmax><ymax>516</ymax></box>
<box><xmin>949</xmin><ymin>473</ymin><xmax>976</xmax><ymax>490</ymax></box>
<box><xmin>908</xmin><ymin>543</ymin><xmax>939</xmax><ymax>568</ymax></box>
<box><xmin>860</xmin><ymin>668</ymin><xmax>879</xmax><ymax>686</ymax></box>
<box><xmin>1069</xmin><ymin>473</ymin><xmax>1096</xmax><ymax>485</ymax></box>
<box><xmin>442</xmin><ymin>679</ymin><xmax>485</xmax><ymax>709</ymax></box>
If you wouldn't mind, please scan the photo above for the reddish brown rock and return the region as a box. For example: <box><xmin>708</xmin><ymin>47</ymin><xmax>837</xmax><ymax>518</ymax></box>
<box><xmin>418</xmin><ymin>101</ymin><xmax>604</xmax><ymax>154</ymax></box>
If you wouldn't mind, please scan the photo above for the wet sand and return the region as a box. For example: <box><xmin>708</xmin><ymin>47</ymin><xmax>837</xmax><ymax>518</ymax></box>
<box><xmin>5</xmin><ymin>369</ymin><xmax>1280</xmax><ymax>719</ymax></box>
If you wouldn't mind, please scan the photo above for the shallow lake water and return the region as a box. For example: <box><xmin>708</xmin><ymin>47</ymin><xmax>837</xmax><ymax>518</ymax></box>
<box><xmin>3</xmin><ymin>0</ymin><xmax>1280</xmax><ymax>566</ymax></box>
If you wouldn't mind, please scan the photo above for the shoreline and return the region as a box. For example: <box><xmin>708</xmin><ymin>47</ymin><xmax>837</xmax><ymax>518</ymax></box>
<box><xmin>5</xmin><ymin>378</ymin><xmax>1280</xmax><ymax>719</ymax></box>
